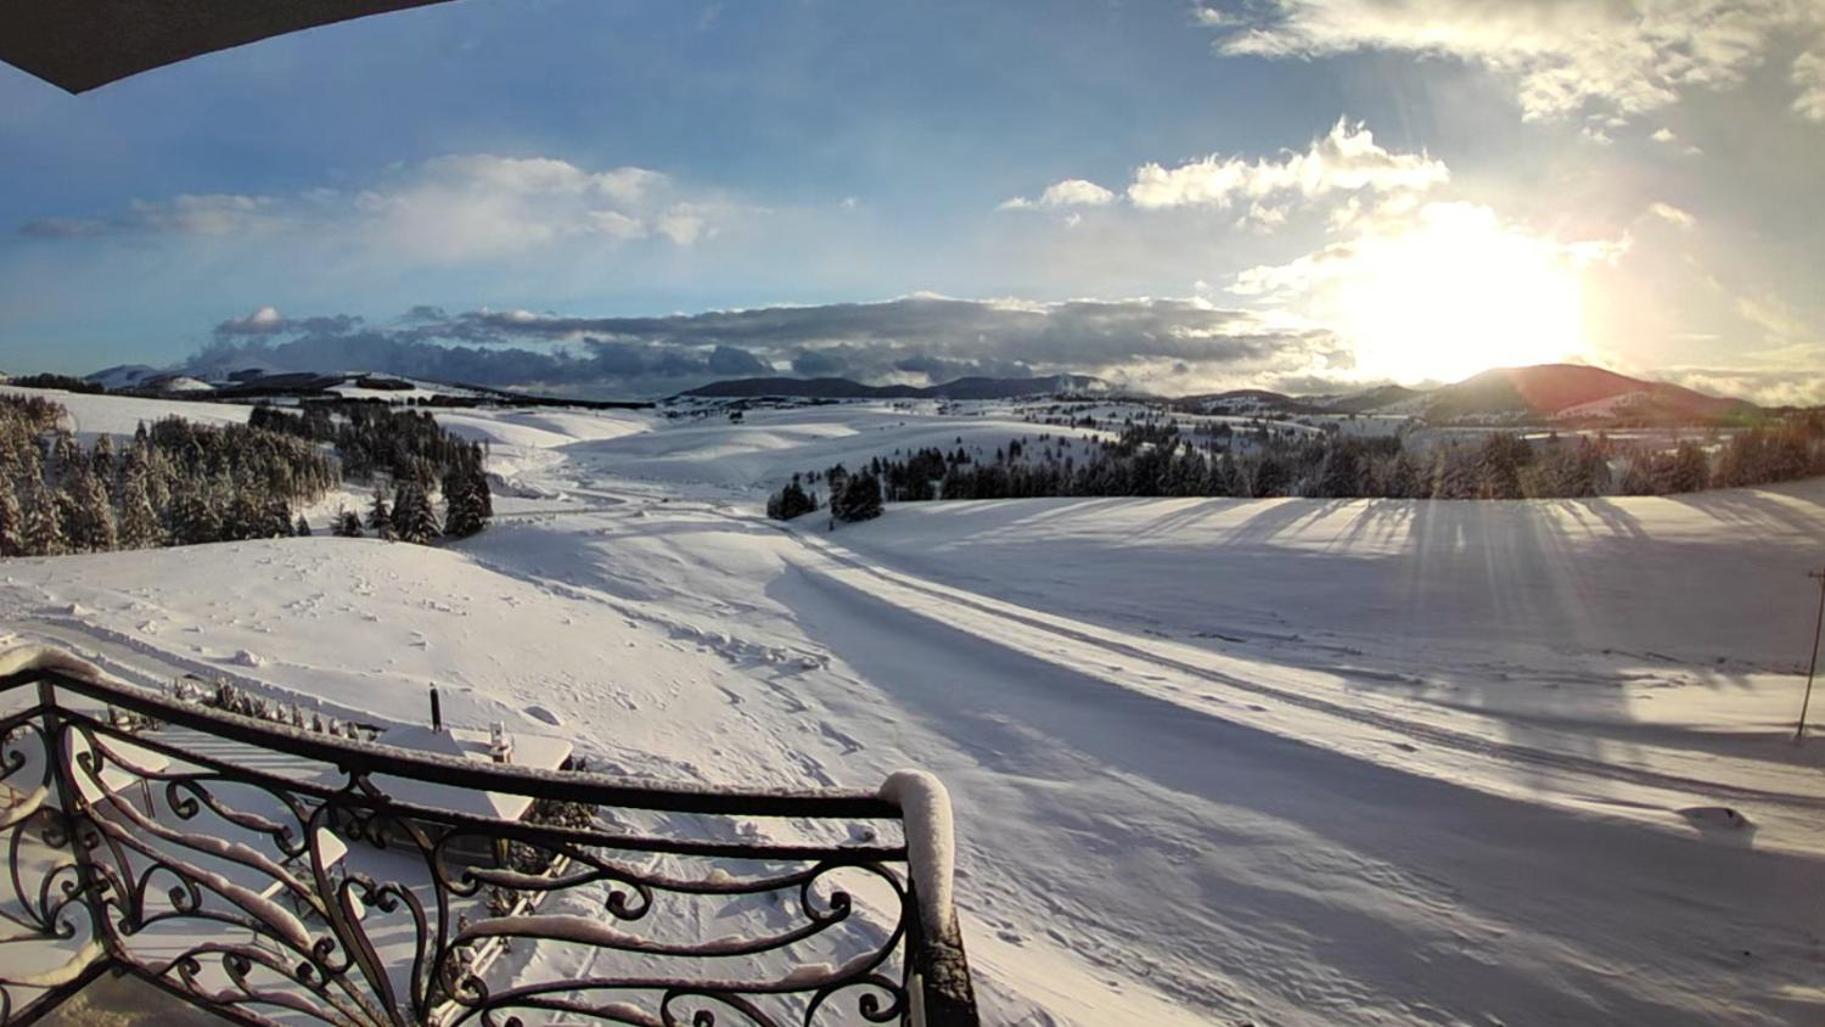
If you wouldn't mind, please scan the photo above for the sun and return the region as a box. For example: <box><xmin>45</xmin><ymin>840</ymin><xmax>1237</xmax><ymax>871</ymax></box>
<box><xmin>1333</xmin><ymin>203</ymin><xmax>1593</xmax><ymax>384</ymax></box>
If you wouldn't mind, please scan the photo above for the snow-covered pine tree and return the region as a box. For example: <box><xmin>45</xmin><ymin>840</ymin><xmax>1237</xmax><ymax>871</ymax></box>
<box><xmin>262</xmin><ymin>496</ymin><xmax>294</xmax><ymax>538</ymax></box>
<box><xmin>441</xmin><ymin>465</ymin><xmax>485</xmax><ymax>538</ymax></box>
<box><xmin>116</xmin><ymin>469</ymin><xmax>160</xmax><ymax>549</ymax></box>
<box><xmin>472</xmin><ymin>455</ymin><xmax>493</xmax><ymax>519</ymax></box>
<box><xmin>295</xmin><ymin>514</ymin><xmax>312</xmax><ymax>537</ymax></box>
<box><xmin>67</xmin><ymin>469</ymin><xmax>117</xmax><ymax>552</ymax></box>
<box><xmin>226</xmin><ymin>490</ymin><xmax>264</xmax><ymax>541</ymax></box>
<box><xmin>368</xmin><ymin>485</ymin><xmax>394</xmax><ymax>541</ymax></box>
<box><xmin>21</xmin><ymin>480</ymin><xmax>62</xmax><ymax>556</ymax></box>
<box><xmin>392</xmin><ymin>480</ymin><xmax>441</xmax><ymax>544</ymax></box>
<box><xmin>170</xmin><ymin>485</ymin><xmax>223</xmax><ymax>546</ymax></box>
<box><xmin>333</xmin><ymin>507</ymin><xmax>364</xmax><ymax>538</ymax></box>
<box><xmin>0</xmin><ymin>477</ymin><xmax>22</xmax><ymax>557</ymax></box>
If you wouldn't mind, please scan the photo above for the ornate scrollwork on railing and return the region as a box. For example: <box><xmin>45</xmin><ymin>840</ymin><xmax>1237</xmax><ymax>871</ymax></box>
<box><xmin>0</xmin><ymin>653</ymin><xmax>978</xmax><ymax>1027</ymax></box>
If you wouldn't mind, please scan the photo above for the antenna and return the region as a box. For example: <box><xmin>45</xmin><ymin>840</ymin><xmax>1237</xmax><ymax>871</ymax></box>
<box><xmin>1797</xmin><ymin>568</ymin><xmax>1825</xmax><ymax>744</ymax></box>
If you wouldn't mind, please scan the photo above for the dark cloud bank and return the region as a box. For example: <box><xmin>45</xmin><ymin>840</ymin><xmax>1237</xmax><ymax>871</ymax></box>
<box><xmin>191</xmin><ymin>296</ymin><xmax>1335</xmax><ymax>398</ymax></box>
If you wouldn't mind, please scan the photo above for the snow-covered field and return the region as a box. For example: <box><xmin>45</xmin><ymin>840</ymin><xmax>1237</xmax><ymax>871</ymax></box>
<box><xmin>4</xmin><ymin>392</ymin><xmax>1823</xmax><ymax>1025</ymax></box>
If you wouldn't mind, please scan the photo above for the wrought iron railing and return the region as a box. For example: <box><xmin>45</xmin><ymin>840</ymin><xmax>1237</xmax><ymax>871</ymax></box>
<box><xmin>0</xmin><ymin>652</ymin><xmax>977</xmax><ymax>1026</ymax></box>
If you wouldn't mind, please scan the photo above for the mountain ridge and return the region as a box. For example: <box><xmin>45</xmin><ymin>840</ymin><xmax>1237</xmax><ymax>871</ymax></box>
<box><xmin>66</xmin><ymin>362</ymin><xmax>1761</xmax><ymax>424</ymax></box>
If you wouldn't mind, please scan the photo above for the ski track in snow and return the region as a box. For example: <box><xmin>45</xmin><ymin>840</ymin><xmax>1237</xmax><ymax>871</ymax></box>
<box><xmin>3</xmin><ymin>393</ymin><xmax>1823</xmax><ymax>1026</ymax></box>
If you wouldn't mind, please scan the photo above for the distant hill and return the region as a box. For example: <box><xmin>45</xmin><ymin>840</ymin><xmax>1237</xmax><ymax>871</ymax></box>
<box><xmin>1418</xmin><ymin>364</ymin><xmax>1751</xmax><ymax>423</ymax></box>
<box><xmin>1314</xmin><ymin>384</ymin><xmax>1425</xmax><ymax>414</ymax></box>
<box><xmin>680</xmin><ymin>373</ymin><xmax>1109</xmax><ymax>401</ymax></box>
<box><xmin>1174</xmin><ymin>388</ymin><xmax>1308</xmax><ymax>415</ymax></box>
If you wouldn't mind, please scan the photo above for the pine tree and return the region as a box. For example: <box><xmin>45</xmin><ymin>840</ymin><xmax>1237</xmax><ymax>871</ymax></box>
<box><xmin>1384</xmin><ymin>451</ymin><xmax>1421</xmax><ymax>499</ymax></box>
<box><xmin>262</xmin><ymin>496</ymin><xmax>294</xmax><ymax>538</ymax></box>
<box><xmin>67</xmin><ymin>469</ymin><xmax>117</xmax><ymax>552</ymax></box>
<box><xmin>392</xmin><ymin>481</ymin><xmax>441</xmax><ymax>544</ymax></box>
<box><xmin>116</xmin><ymin>470</ymin><xmax>161</xmax><ymax>549</ymax></box>
<box><xmin>22</xmin><ymin>481</ymin><xmax>64</xmax><ymax>556</ymax></box>
<box><xmin>92</xmin><ymin>433</ymin><xmax>116</xmax><ymax>483</ymax></box>
<box><xmin>295</xmin><ymin>515</ymin><xmax>312</xmax><ymax>537</ymax></box>
<box><xmin>1249</xmin><ymin>455</ymin><xmax>1289</xmax><ymax>498</ymax></box>
<box><xmin>1475</xmin><ymin>434</ymin><xmax>1526</xmax><ymax>499</ymax></box>
<box><xmin>831</xmin><ymin>470</ymin><xmax>884</xmax><ymax>523</ymax></box>
<box><xmin>333</xmin><ymin>508</ymin><xmax>364</xmax><ymax>538</ymax></box>
<box><xmin>766</xmin><ymin>478</ymin><xmax>818</xmax><ymax>521</ymax></box>
<box><xmin>1429</xmin><ymin>445</ymin><xmax>1477</xmax><ymax>499</ymax></box>
<box><xmin>0</xmin><ymin>478</ymin><xmax>22</xmax><ymax>557</ymax></box>
<box><xmin>170</xmin><ymin>486</ymin><xmax>223</xmax><ymax>546</ymax></box>
<box><xmin>441</xmin><ymin>465</ymin><xmax>486</xmax><ymax>538</ymax></box>
<box><xmin>368</xmin><ymin>486</ymin><xmax>394</xmax><ymax>541</ymax></box>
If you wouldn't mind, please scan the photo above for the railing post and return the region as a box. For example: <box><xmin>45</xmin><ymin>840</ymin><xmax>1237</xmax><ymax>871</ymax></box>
<box><xmin>34</xmin><ymin>675</ymin><xmax>114</xmax><ymax>986</ymax></box>
<box><xmin>879</xmin><ymin>771</ymin><xmax>978</xmax><ymax>1027</ymax></box>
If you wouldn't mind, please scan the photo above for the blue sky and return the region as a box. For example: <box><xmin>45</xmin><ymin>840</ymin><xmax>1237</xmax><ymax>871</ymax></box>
<box><xmin>1</xmin><ymin>0</ymin><xmax>1821</xmax><ymax>401</ymax></box>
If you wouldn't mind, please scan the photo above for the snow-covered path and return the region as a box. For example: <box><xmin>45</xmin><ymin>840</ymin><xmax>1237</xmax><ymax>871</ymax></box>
<box><xmin>4</xmin><ymin>395</ymin><xmax>1822</xmax><ymax>1025</ymax></box>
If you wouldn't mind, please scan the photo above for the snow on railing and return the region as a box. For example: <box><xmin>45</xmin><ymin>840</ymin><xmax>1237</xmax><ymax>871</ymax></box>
<box><xmin>0</xmin><ymin>647</ymin><xmax>978</xmax><ymax>1026</ymax></box>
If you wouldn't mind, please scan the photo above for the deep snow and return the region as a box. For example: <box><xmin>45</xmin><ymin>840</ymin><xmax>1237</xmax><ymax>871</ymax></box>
<box><xmin>2</xmin><ymin>391</ymin><xmax>1822</xmax><ymax>1025</ymax></box>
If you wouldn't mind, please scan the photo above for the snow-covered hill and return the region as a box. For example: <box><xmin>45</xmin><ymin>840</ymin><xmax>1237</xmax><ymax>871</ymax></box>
<box><xmin>2</xmin><ymin>390</ymin><xmax>1820</xmax><ymax>1026</ymax></box>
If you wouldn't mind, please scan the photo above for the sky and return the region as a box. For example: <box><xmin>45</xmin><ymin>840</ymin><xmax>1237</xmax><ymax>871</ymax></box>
<box><xmin>0</xmin><ymin>0</ymin><xmax>1821</xmax><ymax>402</ymax></box>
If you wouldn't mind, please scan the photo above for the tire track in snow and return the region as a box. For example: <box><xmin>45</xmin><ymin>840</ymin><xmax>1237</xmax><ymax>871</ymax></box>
<box><xmin>545</xmin><ymin>481</ymin><xmax>1825</xmax><ymax>832</ymax></box>
<box><xmin>780</xmin><ymin>528</ymin><xmax>1825</xmax><ymax>827</ymax></box>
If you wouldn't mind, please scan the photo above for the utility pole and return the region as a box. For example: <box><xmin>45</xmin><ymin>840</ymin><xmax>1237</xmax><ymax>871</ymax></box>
<box><xmin>1798</xmin><ymin>568</ymin><xmax>1825</xmax><ymax>744</ymax></box>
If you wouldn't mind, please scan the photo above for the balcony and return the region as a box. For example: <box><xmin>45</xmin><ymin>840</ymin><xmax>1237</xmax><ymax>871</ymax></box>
<box><xmin>0</xmin><ymin>649</ymin><xmax>977</xmax><ymax>1026</ymax></box>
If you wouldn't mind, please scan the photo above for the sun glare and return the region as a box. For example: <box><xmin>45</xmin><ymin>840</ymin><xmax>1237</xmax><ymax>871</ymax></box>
<box><xmin>1335</xmin><ymin>204</ymin><xmax>1591</xmax><ymax>384</ymax></box>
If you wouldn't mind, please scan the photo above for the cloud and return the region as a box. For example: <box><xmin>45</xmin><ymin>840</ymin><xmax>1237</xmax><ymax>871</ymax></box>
<box><xmin>21</xmin><ymin>194</ymin><xmax>281</xmax><ymax>238</ymax></box>
<box><xmin>1207</xmin><ymin>0</ymin><xmax>1825</xmax><ymax>123</ymax></box>
<box><xmin>1000</xmin><ymin>118</ymin><xmax>1446</xmax><ymax>234</ymax></box>
<box><xmin>187</xmin><ymin>295</ymin><xmax>1341</xmax><ymax>397</ymax></box>
<box><xmin>1646</xmin><ymin>201</ymin><xmax>1696</xmax><ymax>229</ymax></box>
<box><xmin>1128</xmin><ymin>118</ymin><xmax>1448</xmax><ymax>210</ymax></box>
<box><xmin>1795</xmin><ymin>48</ymin><xmax>1825</xmax><ymax>121</ymax></box>
<box><xmin>18</xmin><ymin>155</ymin><xmax>754</xmax><ymax>259</ymax></box>
<box><xmin>1001</xmin><ymin>178</ymin><xmax>1118</xmax><ymax>210</ymax></box>
<box><xmin>1661</xmin><ymin>366</ymin><xmax>1825</xmax><ymax>407</ymax></box>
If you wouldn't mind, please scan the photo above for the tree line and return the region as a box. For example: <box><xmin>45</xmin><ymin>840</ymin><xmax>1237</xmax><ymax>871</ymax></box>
<box><xmin>765</xmin><ymin>415</ymin><xmax>1825</xmax><ymax>519</ymax></box>
<box><xmin>252</xmin><ymin>402</ymin><xmax>493</xmax><ymax>544</ymax></box>
<box><xmin>0</xmin><ymin>393</ymin><xmax>493</xmax><ymax>556</ymax></box>
<box><xmin>0</xmin><ymin>395</ymin><xmax>338</xmax><ymax>556</ymax></box>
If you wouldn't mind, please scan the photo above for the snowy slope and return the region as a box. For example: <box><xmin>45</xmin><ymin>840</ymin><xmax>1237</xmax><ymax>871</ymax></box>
<box><xmin>1</xmin><ymin>392</ymin><xmax>1821</xmax><ymax>1026</ymax></box>
<box><xmin>2</xmin><ymin>384</ymin><xmax>249</xmax><ymax>439</ymax></box>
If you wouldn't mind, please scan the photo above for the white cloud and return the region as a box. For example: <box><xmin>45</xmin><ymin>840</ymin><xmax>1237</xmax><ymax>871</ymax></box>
<box><xmin>21</xmin><ymin>193</ymin><xmax>280</xmax><ymax>238</ymax></box>
<box><xmin>1001</xmin><ymin>177</ymin><xmax>1117</xmax><ymax>210</ymax></box>
<box><xmin>1646</xmin><ymin>201</ymin><xmax>1695</xmax><ymax>229</ymax></box>
<box><xmin>1126</xmin><ymin>118</ymin><xmax>1448</xmax><ymax>210</ymax></box>
<box><xmin>1191</xmin><ymin>5</ymin><xmax>1231</xmax><ymax>28</ymax></box>
<box><xmin>586</xmin><ymin>209</ymin><xmax>648</xmax><ymax>240</ymax></box>
<box><xmin>1795</xmin><ymin>48</ymin><xmax>1825</xmax><ymax>121</ymax></box>
<box><xmin>1735</xmin><ymin>291</ymin><xmax>1815</xmax><ymax>348</ymax></box>
<box><xmin>656</xmin><ymin>203</ymin><xmax>717</xmax><ymax>245</ymax></box>
<box><xmin>19</xmin><ymin>154</ymin><xmax>754</xmax><ymax>260</ymax></box>
<box><xmin>1039</xmin><ymin>178</ymin><xmax>1117</xmax><ymax>206</ymax></box>
<box><xmin>1209</xmin><ymin>0</ymin><xmax>1825</xmax><ymax>123</ymax></box>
